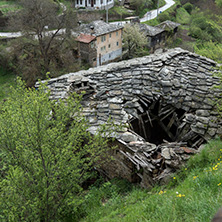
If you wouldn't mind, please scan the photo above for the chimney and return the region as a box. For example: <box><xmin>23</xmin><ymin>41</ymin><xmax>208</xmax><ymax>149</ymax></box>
<box><xmin>90</xmin><ymin>25</ymin><xmax>95</xmax><ymax>35</ymax></box>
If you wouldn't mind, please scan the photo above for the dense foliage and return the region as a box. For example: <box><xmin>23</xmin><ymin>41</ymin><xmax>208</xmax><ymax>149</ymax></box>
<box><xmin>122</xmin><ymin>24</ymin><xmax>148</xmax><ymax>59</ymax></box>
<box><xmin>0</xmin><ymin>79</ymin><xmax>114</xmax><ymax>221</ymax></box>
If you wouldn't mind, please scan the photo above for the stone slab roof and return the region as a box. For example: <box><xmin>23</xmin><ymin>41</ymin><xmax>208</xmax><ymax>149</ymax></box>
<box><xmin>156</xmin><ymin>20</ymin><xmax>180</xmax><ymax>31</ymax></box>
<box><xmin>79</xmin><ymin>20</ymin><xmax>123</xmax><ymax>37</ymax></box>
<box><xmin>36</xmin><ymin>48</ymin><xmax>222</xmax><ymax>187</ymax></box>
<box><xmin>139</xmin><ymin>23</ymin><xmax>165</xmax><ymax>36</ymax></box>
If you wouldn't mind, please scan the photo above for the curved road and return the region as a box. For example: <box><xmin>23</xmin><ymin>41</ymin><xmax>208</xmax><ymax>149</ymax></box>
<box><xmin>140</xmin><ymin>0</ymin><xmax>175</xmax><ymax>22</ymax></box>
<box><xmin>0</xmin><ymin>0</ymin><xmax>175</xmax><ymax>38</ymax></box>
<box><xmin>111</xmin><ymin>0</ymin><xmax>175</xmax><ymax>25</ymax></box>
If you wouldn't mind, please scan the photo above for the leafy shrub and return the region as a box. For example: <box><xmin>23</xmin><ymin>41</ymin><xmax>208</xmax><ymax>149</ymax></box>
<box><xmin>194</xmin><ymin>41</ymin><xmax>222</xmax><ymax>63</ymax></box>
<box><xmin>157</xmin><ymin>11</ymin><xmax>171</xmax><ymax>22</ymax></box>
<box><xmin>189</xmin><ymin>10</ymin><xmax>222</xmax><ymax>43</ymax></box>
<box><xmin>216</xmin><ymin>0</ymin><xmax>222</xmax><ymax>8</ymax></box>
<box><xmin>183</xmin><ymin>2</ymin><xmax>193</xmax><ymax>14</ymax></box>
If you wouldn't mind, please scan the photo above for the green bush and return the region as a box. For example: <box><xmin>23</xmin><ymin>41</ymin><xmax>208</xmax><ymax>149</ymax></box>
<box><xmin>189</xmin><ymin>10</ymin><xmax>222</xmax><ymax>43</ymax></box>
<box><xmin>183</xmin><ymin>2</ymin><xmax>193</xmax><ymax>14</ymax></box>
<box><xmin>158</xmin><ymin>11</ymin><xmax>171</xmax><ymax>22</ymax></box>
<box><xmin>194</xmin><ymin>41</ymin><xmax>222</xmax><ymax>64</ymax></box>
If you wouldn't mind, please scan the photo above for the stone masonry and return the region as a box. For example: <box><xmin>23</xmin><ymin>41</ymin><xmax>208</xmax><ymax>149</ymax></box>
<box><xmin>36</xmin><ymin>48</ymin><xmax>222</xmax><ymax>188</ymax></box>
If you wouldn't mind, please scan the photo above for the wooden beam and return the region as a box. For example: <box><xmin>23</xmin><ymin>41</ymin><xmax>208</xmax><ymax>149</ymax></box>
<box><xmin>157</xmin><ymin>119</ymin><xmax>175</xmax><ymax>141</ymax></box>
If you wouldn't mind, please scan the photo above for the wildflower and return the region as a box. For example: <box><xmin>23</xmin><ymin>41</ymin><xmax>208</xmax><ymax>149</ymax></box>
<box><xmin>173</xmin><ymin>177</ymin><xmax>176</xmax><ymax>180</ymax></box>
<box><xmin>218</xmin><ymin>183</ymin><xmax>221</xmax><ymax>186</ymax></box>
<box><xmin>213</xmin><ymin>166</ymin><xmax>218</xmax><ymax>171</ymax></box>
<box><xmin>193</xmin><ymin>176</ymin><xmax>198</xmax><ymax>180</ymax></box>
<box><xmin>176</xmin><ymin>194</ymin><xmax>185</xmax><ymax>198</ymax></box>
<box><xmin>185</xmin><ymin>168</ymin><xmax>187</xmax><ymax>171</ymax></box>
<box><xmin>159</xmin><ymin>190</ymin><xmax>166</xmax><ymax>195</ymax></box>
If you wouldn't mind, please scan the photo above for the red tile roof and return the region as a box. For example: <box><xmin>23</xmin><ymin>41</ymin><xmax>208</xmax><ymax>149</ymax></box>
<box><xmin>76</xmin><ymin>34</ymin><xmax>96</xmax><ymax>43</ymax></box>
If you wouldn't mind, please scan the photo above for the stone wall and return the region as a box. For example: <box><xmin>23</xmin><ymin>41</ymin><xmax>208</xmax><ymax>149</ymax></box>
<box><xmin>37</xmin><ymin>48</ymin><xmax>222</xmax><ymax>187</ymax></box>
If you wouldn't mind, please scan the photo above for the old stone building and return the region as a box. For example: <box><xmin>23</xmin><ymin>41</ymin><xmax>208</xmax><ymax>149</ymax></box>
<box><xmin>76</xmin><ymin>20</ymin><xmax>123</xmax><ymax>66</ymax></box>
<box><xmin>37</xmin><ymin>48</ymin><xmax>222</xmax><ymax>188</ymax></box>
<box><xmin>139</xmin><ymin>24</ymin><xmax>166</xmax><ymax>52</ymax></box>
<box><xmin>156</xmin><ymin>20</ymin><xmax>180</xmax><ymax>39</ymax></box>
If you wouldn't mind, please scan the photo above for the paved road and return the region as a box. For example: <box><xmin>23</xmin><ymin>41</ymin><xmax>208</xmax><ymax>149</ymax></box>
<box><xmin>111</xmin><ymin>0</ymin><xmax>175</xmax><ymax>25</ymax></box>
<box><xmin>140</xmin><ymin>0</ymin><xmax>175</xmax><ymax>22</ymax></box>
<box><xmin>0</xmin><ymin>0</ymin><xmax>175</xmax><ymax>38</ymax></box>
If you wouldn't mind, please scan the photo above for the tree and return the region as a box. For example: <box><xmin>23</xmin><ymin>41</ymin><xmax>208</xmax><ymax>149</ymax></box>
<box><xmin>216</xmin><ymin>0</ymin><xmax>222</xmax><ymax>8</ymax></box>
<box><xmin>8</xmin><ymin>0</ymin><xmax>78</xmax><ymax>86</ymax></box>
<box><xmin>122</xmin><ymin>24</ymin><xmax>148</xmax><ymax>59</ymax></box>
<box><xmin>0</xmin><ymin>79</ymin><xmax>114</xmax><ymax>221</ymax></box>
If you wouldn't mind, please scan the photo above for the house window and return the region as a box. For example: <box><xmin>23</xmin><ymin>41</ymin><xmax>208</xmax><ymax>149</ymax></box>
<box><xmin>109</xmin><ymin>33</ymin><xmax>111</xmax><ymax>38</ymax></box>
<box><xmin>101</xmin><ymin>46</ymin><xmax>106</xmax><ymax>51</ymax></box>
<box><xmin>101</xmin><ymin>35</ymin><xmax>106</xmax><ymax>42</ymax></box>
<box><xmin>80</xmin><ymin>0</ymin><xmax>82</xmax><ymax>4</ymax></box>
<box><xmin>77</xmin><ymin>0</ymin><xmax>79</xmax><ymax>4</ymax></box>
<box><xmin>116</xmin><ymin>31</ymin><xmax>118</xmax><ymax>36</ymax></box>
<box><xmin>88</xmin><ymin>0</ymin><xmax>90</xmax><ymax>3</ymax></box>
<box><xmin>108</xmin><ymin>44</ymin><xmax>111</xmax><ymax>48</ymax></box>
<box><xmin>101</xmin><ymin>0</ymin><xmax>103</xmax><ymax>4</ymax></box>
<box><xmin>116</xmin><ymin>41</ymin><xmax>119</xmax><ymax>46</ymax></box>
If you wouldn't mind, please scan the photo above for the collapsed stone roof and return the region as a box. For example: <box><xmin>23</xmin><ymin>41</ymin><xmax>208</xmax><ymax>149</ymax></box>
<box><xmin>79</xmin><ymin>20</ymin><xmax>123</xmax><ymax>37</ymax></box>
<box><xmin>37</xmin><ymin>48</ymin><xmax>222</xmax><ymax>187</ymax></box>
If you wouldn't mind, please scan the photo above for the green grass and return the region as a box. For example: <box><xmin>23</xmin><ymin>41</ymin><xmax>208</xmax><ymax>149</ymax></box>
<box><xmin>0</xmin><ymin>67</ymin><xmax>16</xmax><ymax>100</ymax></box>
<box><xmin>80</xmin><ymin>138</ymin><xmax>222</xmax><ymax>222</ymax></box>
<box><xmin>176</xmin><ymin>7</ymin><xmax>191</xmax><ymax>24</ymax></box>
<box><xmin>0</xmin><ymin>1</ymin><xmax>21</xmax><ymax>16</ymax></box>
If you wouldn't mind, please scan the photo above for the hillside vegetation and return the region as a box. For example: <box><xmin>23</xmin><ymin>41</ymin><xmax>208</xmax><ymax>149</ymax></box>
<box><xmin>79</xmin><ymin>139</ymin><xmax>222</xmax><ymax>222</ymax></box>
<box><xmin>145</xmin><ymin>0</ymin><xmax>222</xmax><ymax>63</ymax></box>
<box><xmin>0</xmin><ymin>1</ymin><xmax>222</xmax><ymax>221</ymax></box>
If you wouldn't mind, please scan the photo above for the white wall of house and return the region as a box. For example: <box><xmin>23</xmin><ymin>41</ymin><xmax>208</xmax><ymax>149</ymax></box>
<box><xmin>75</xmin><ymin>0</ymin><xmax>114</xmax><ymax>9</ymax></box>
<box><xmin>97</xmin><ymin>48</ymin><xmax>122</xmax><ymax>66</ymax></box>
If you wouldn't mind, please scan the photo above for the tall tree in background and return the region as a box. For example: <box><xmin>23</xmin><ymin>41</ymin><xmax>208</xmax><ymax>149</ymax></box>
<box><xmin>8</xmin><ymin>0</ymin><xmax>78</xmax><ymax>86</ymax></box>
<box><xmin>123</xmin><ymin>24</ymin><xmax>147</xmax><ymax>59</ymax></box>
<box><xmin>0</xmin><ymin>79</ymin><xmax>114</xmax><ymax>221</ymax></box>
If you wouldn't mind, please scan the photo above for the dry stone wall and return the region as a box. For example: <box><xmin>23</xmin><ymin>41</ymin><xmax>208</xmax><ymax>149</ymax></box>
<box><xmin>36</xmin><ymin>48</ymin><xmax>222</xmax><ymax>187</ymax></box>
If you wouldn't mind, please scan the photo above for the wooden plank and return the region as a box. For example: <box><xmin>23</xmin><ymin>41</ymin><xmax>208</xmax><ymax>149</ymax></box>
<box><xmin>160</xmin><ymin>108</ymin><xmax>175</xmax><ymax>121</ymax></box>
<box><xmin>139</xmin><ymin>115</ymin><xmax>148</xmax><ymax>141</ymax></box>
<box><xmin>157</xmin><ymin>119</ymin><xmax>175</xmax><ymax>141</ymax></box>
<box><xmin>139</xmin><ymin>98</ymin><xmax>149</xmax><ymax>107</ymax></box>
<box><xmin>167</xmin><ymin>112</ymin><xmax>177</xmax><ymax>131</ymax></box>
<box><xmin>192</xmin><ymin>137</ymin><xmax>205</xmax><ymax>148</ymax></box>
<box><xmin>146</xmin><ymin>110</ymin><xmax>153</xmax><ymax>127</ymax></box>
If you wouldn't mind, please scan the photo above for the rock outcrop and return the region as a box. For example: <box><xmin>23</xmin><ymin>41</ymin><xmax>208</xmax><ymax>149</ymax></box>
<box><xmin>36</xmin><ymin>48</ymin><xmax>222</xmax><ymax>187</ymax></box>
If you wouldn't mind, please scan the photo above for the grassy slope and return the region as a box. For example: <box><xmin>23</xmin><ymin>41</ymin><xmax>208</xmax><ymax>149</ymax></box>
<box><xmin>0</xmin><ymin>1</ymin><xmax>21</xmax><ymax>16</ymax></box>
<box><xmin>82</xmin><ymin>139</ymin><xmax>222</xmax><ymax>222</ymax></box>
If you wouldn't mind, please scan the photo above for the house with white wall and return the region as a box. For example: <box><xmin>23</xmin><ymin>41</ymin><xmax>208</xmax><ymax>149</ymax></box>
<box><xmin>75</xmin><ymin>0</ymin><xmax>114</xmax><ymax>10</ymax></box>
<box><xmin>76</xmin><ymin>20</ymin><xmax>123</xmax><ymax>66</ymax></box>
